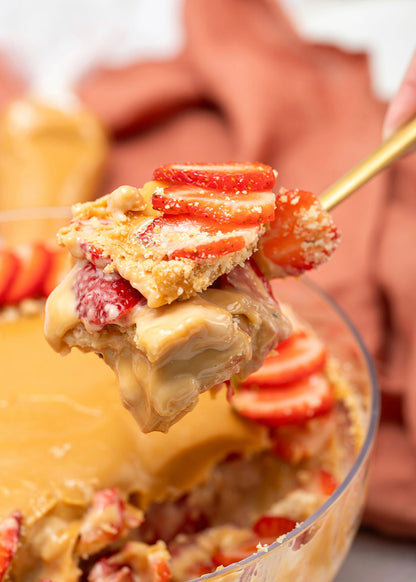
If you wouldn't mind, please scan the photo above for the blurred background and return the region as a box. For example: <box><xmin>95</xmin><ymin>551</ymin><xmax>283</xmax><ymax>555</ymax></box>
<box><xmin>0</xmin><ymin>0</ymin><xmax>414</xmax><ymax>101</ymax></box>
<box><xmin>0</xmin><ymin>1</ymin><xmax>415</xmax><ymax>579</ymax></box>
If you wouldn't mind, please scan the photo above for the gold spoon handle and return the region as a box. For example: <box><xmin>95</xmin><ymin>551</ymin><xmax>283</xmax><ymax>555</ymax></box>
<box><xmin>319</xmin><ymin>116</ymin><xmax>416</xmax><ymax>211</ymax></box>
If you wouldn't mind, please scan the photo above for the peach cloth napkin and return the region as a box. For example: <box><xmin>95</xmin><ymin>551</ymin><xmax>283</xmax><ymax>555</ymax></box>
<box><xmin>2</xmin><ymin>0</ymin><xmax>416</xmax><ymax>538</ymax></box>
<box><xmin>0</xmin><ymin>56</ymin><xmax>24</xmax><ymax>109</ymax></box>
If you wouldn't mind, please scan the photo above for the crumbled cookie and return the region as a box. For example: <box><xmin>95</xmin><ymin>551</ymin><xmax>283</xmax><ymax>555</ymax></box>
<box><xmin>58</xmin><ymin>182</ymin><xmax>265</xmax><ymax>307</ymax></box>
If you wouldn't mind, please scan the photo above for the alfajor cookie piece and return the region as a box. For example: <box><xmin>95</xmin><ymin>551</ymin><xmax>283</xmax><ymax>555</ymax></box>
<box><xmin>57</xmin><ymin>175</ymin><xmax>273</xmax><ymax>308</ymax></box>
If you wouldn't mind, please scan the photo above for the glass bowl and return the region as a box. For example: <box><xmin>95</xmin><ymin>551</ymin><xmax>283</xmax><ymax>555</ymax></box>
<box><xmin>208</xmin><ymin>276</ymin><xmax>380</xmax><ymax>582</ymax></box>
<box><xmin>0</xmin><ymin>209</ymin><xmax>379</xmax><ymax>582</ymax></box>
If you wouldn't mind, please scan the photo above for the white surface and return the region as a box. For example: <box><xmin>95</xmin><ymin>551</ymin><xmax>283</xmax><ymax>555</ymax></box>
<box><xmin>281</xmin><ymin>0</ymin><xmax>416</xmax><ymax>100</ymax></box>
<box><xmin>0</xmin><ymin>0</ymin><xmax>414</xmax><ymax>103</ymax></box>
<box><xmin>335</xmin><ymin>530</ymin><xmax>416</xmax><ymax>581</ymax></box>
<box><xmin>0</xmin><ymin>0</ymin><xmax>185</xmax><ymax>104</ymax></box>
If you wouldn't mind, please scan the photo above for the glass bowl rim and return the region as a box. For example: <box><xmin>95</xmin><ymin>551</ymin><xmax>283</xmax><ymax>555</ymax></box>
<box><xmin>0</xmin><ymin>207</ymin><xmax>381</xmax><ymax>579</ymax></box>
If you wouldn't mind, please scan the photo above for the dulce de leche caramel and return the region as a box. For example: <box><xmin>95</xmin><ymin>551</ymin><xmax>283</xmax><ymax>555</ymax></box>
<box><xmin>0</xmin><ymin>312</ymin><xmax>269</xmax><ymax>524</ymax></box>
<box><xmin>0</xmin><ymin>99</ymin><xmax>108</xmax><ymax>211</ymax></box>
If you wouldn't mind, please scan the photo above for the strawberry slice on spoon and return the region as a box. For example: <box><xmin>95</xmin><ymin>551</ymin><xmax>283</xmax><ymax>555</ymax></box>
<box><xmin>75</xmin><ymin>263</ymin><xmax>145</xmax><ymax>328</ymax></box>
<box><xmin>152</xmin><ymin>185</ymin><xmax>276</xmax><ymax>225</ymax></box>
<box><xmin>257</xmin><ymin>188</ymin><xmax>340</xmax><ymax>277</ymax></box>
<box><xmin>153</xmin><ymin>162</ymin><xmax>276</xmax><ymax>191</ymax></box>
<box><xmin>137</xmin><ymin>215</ymin><xmax>260</xmax><ymax>260</ymax></box>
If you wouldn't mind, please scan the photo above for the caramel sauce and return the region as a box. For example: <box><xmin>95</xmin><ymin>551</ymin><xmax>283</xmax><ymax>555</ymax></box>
<box><xmin>0</xmin><ymin>99</ymin><xmax>108</xmax><ymax>212</ymax></box>
<box><xmin>0</xmin><ymin>313</ymin><xmax>268</xmax><ymax>524</ymax></box>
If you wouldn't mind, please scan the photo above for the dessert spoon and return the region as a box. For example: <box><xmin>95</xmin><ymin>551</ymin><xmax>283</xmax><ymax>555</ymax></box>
<box><xmin>319</xmin><ymin>116</ymin><xmax>416</xmax><ymax>211</ymax></box>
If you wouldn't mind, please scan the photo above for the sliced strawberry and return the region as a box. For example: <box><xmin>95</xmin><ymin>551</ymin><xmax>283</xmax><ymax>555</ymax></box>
<box><xmin>3</xmin><ymin>243</ymin><xmax>51</xmax><ymax>305</ymax></box>
<box><xmin>171</xmin><ymin>236</ymin><xmax>246</xmax><ymax>260</ymax></box>
<box><xmin>259</xmin><ymin>188</ymin><xmax>340</xmax><ymax>277</ymax></box>
<box><xmin>0</xmin><ymin>249</ymin><xmax>19</xmax><ymax>304</ymax></box>
<box><xmin>0</xmin><ymin>511</ymin><xmax>22</xmax><ymax>581</ymax></box>
<box><xmin>79</xmin><ymin>240</ymin><xmax>111</xmax><ymax>269</ymax></box>
<box><xmin>137</xmin><ymin>215</ymin><xmax>259</xmax><ymax>261</ymax></box>
<box><xmin>152</xmin><ymin>185</ymin><xmax>275</xmax><ymax>225</ymax></box>
<box><xmin>149</xmin><ymin>555</ymin><xmax>171</xmax><ymax>582</ymax></box>
<box><xmin>252</xmin><ymin>515</ymin><xmax>297</xmax><ymax>539</ymax></box>
<box><xmin>78</xmin><ymin>488</ymin><xmax>143</xmax><ymax>557</ymax></box>
<box><xmin>41</xmin><ymin>247</ymin><xmax>71</xmax><ymax>296</ymax></box>
<box><xmin>153</xmin><ymin>162</ymin><xmax>276</xmax><ymax>191</ymax></box>
<box><xmin>75</xmin><ymin>263</ymin><xmax>145</xmax><ymax>328</ymax></box>
<box><xmin>230</xmin><ymin>373</ymin><xmax>335</xmax><ymax>427</ymax></box>
<box><xmin>242</xmin><ymin>330</ymin><xmax>327</xmax><ymax>388</ymax></box>
<box><xmin>319</xmin><ymin>469</ymin><xmax>339</xmax><ymax>497</ymax></box>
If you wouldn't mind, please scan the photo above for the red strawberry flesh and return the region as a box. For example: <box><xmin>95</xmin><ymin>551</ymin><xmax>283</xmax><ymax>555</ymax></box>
<box><xmin>319</xmin><ymin>469</ymin><xmax>339</xmax><ymax>496</ymax></box>
<box><xmin>79</xmin><ymin>241</ymin><xmax>111</xmax><ymax>269</ymax></box>
<box><xmin>0</xmin><ymin>511</ymin><xmax>22</xmax><ymax>581</ymax></box>
<box><xmin>153</xmin><ymin>162</ymin><xmax>276</xmax><ymax>191</ymax></box>
<box><xmin>242</xmin><ymin>330</ymin><xmax>327</xmax><ymax>388</ymax></box>
<box><xmin>230</xmin><ymin>373</ymin><xmax>335</xmax><ymax>427</ymax></box>
<box><xmin>0</xmin><ymin>249</ymin><xmax>19</xmax><ymax>304</ymax></box>
<box><xmin>170</xmin><ymin>236</ymin><xmax>246</xmax><ymax>259</ymax></box>
<box><xmin>212</xmin><ymin>515</ymin><xmax>296</xmax><ymax>569</ymax></box>
<box><xmin>136</xmin><ymin>215</ymin><xmax>259</xmax><ymax>260</ymax></box>
<box><xmin>252</xmin><ymin>515</ymin><xmax>297</xmax><ymax>538</ymax></box>
<box><xmin>152</xmin><ymin>185</ymin><xmax>275</xmax><ymax>225</ymax></box>
<box><xmin>78</xmin><ymin>488</ymin><xmax>142</xmax><ymax>557</ymax></box>
<box><xmin>75</xmin><ymin>263</ymin><xmax>144</xmax><ymax>328</ymax></box>
<box><xmin>2</xmin><ymin>243</ymin><xmax>50</xmax><ymax>305</ymax></box>
<box><xmin>260</xmin><ymin>188</ymin><xmax>340</xmax><ymax>276</ymax></box>
<box><xmin>41</xmin><ymin>246</ymin><xmax>70</xmax><ymax>297</ymax></box>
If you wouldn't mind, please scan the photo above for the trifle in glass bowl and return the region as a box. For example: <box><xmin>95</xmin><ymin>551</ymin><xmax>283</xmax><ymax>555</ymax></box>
<box><xmin>0</xmin><ymin>200</ymin><xmax>378</xmax><ymax>582</ymax></box>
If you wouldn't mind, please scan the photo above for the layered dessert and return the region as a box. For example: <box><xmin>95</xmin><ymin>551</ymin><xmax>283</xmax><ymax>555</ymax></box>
<box><xmin>0</xmin><ymin>292</ymin><xmax>362</xmax><ymax>582</ymax></box>
<box><xmin>0</xmin><ymin>163</ymin><xmax>367</xmax><ymax>582</ymax></box>
<box><xmin>44</xmin><ymin>162</ymin><xmax>339</xmax><ymax>432</ymax></box>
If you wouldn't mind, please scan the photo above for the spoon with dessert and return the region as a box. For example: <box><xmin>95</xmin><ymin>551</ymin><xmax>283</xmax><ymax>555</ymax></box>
<box><xmin>44</xmin><ymin>162</ymin><xmax>340</xmax><ymax>433</ymax></box>
<box><xmin>44</xmin><ymin>111</ymin><xmax>416</xmax><ymax>434</ymax></box>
